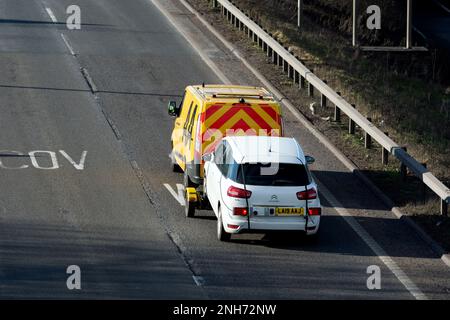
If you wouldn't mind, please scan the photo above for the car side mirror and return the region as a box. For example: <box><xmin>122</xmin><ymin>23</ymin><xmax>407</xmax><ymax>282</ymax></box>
<box><xmin>168</xmin><ymin>101</ymin><xmax>179</xmax><ymax>117</ymax></box>
<box><xmin>305</xmin><ymin>155</ymin><xmax>315</xmax><ymax>165</ymax></box>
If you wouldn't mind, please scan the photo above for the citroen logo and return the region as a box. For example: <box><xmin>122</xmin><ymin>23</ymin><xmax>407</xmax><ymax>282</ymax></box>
<box><xmin>270</xmin><ymin>195</ymin><xmax>279</xmax><ymax>202</ymax></box>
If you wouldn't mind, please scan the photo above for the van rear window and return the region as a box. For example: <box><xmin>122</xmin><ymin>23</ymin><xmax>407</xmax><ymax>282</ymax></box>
<box><xmin>234</xmin><ymin>163</ymin><xmax>310</xmax><ymax>186</ymax></box>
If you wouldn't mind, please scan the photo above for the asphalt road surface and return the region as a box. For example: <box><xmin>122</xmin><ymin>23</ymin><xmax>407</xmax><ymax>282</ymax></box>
<box><xmin>0</xmin><ymin>0</ymin><xmax>449</xmax><ymax>299</ymax></box>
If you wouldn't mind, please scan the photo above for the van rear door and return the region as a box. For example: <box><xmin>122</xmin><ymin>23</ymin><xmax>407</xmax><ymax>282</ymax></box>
<box><xmin>201</xmin><ymin>102</ymin><xmax>282</xmax><ymax>155</ymax></box>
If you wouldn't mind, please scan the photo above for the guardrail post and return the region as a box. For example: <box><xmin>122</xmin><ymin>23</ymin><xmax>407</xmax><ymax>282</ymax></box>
<box><xmin>212</xmin><ymin>0</ymin><xmax>218</xmax><ymax>8</ymax></box>
<box><xmin>382</xmin><ymin>132</ymin><xmax>389</xmax><ymax>165</ymax></box>
<box><xmin>364</xmin><ymin>117</ymin><xmax>372</xmax><ymax>148</ymax></box>
<box><xmin>334</xmin><ymin>106</ymin><xmax>341</xmax><ymax>122</ymax></box>
<box><xmin>294</xmin><ymin>71</ymin><xmax>300</xmax><ymax>85</ymax></box>
<box><xmin>278</xmin><ymin>55</ymin><xmax>283</xmax><ymax>68</ymax></box>
<box><xmin>300</xmin><ymin>75</ymin><xmax>305</xmax><ymax>89</ymax></box>
<box><xmin>288</xmin><ymin>66</ymin><xmax>294</xmax><ymax>79</ymax></box>
<box><xmin>400</xmin><ymin>147</ymin><xmax>408</xmax><ymax>181</ymax></box>
<box><xmin>441</xmin><ymin>199</ymin><xmax>448</xmax><ymax>216</ymax></box>
<box><xmin>321</xmin><ymin>82</ymin><xmax>327</xmax><ymax>108</ymax></box>
<box><xmin>267</xmin><ymin>46</ymin><xmax>272</xmax><ymax>58</ymax></box>
<box><xmin>348</xmin><ymin>104</ymin><xmax>356</xmax><ymax>134</ymax></box>
<box><xmin>308</xmin><ymin>83</ymin><xmax>314</xmax><ymax>97</ymax></box>
<box><xmin>272</xmin><ymin>51</ymin><xmax>277</xmax><ymax>64</ymax></box>
<box><xmin>421</xmin><ymin>163</ymin><xmax>427</xmax><ymax>203</ymax></box>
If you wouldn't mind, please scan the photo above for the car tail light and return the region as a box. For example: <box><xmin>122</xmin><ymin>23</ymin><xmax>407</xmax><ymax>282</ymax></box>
<box><xmin>227</xmin><ymin>186</ymin><xmax>252</xmax><ymax>198</ymax></box>
<box><xmin>233</xmin><ymin>207</ymin><xmax>248</xmax><ymax>216</ymax></box>
<box><xmin>227</xmin><ymin>224</ymin><xmax>240</xmax><ymax>229</ymax></box>
<box><xmin>308</xmin><ymin>208</ymin><xmax>321</xmax><ymax>216</ymax></box>
<box><xmin>297</xmin><ymin>188</ymin><xmax>317</xmax><ymax>200</ymax></box>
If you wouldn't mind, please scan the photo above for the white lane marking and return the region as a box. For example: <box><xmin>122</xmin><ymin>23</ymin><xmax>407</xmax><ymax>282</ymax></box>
<box><xmin>192</xmin><ymin>275</ymin><xmax>205</xmax><ymax>286</ymax></box>
<box><xmin>45</xmin><ymin>7</ymin><xmax>58</xmax><ymax>23</ymax></box>
<box><xmin>60</xmin><ymin>33</ymin><xmax>76</xmax><ymax>56</ymax></box>
<box><xmin>317</xmin><ymin>178</ymin><xmax>428</xmax><ymax>300</ymax></box>
<box><xmin>150</xmin><ymin>0</ymin><xmax>231</xmax><ymax>84</ymax></box>
<box><xmin>164</xmin><ymin>183</ymin><xmax>185</xmax><ymax>206</ymax></box>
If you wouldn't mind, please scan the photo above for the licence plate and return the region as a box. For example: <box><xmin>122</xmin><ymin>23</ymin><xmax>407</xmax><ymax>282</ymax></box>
<box><xmin>276</xmin><ymin>207</ymin><xmax>304</xmax><ymax>216</ymax></box>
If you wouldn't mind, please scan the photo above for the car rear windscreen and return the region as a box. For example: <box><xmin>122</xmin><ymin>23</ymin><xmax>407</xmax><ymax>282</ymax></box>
<box><xmin>235</xmin><ymin>163</ymin><xmax>310</xmax><ymax>186</ymax></box>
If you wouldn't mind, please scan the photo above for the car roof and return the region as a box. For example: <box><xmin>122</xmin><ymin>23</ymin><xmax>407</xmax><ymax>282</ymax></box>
<box><xmin>224</xmin><ymin>136</ymin><xmax>306</xmax><ymax>165</ymax></box>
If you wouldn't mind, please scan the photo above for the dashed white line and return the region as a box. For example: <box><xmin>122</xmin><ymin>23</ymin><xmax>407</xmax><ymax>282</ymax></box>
<box><xmin>45</xmin><ymin>7</ymin><xmax>58</xmax><ymax>23</ymax></box>
<box><xmin>192</xmin><ymin>275</ymin><xmax>205</xmax><ymax>286</ymax></box>
<box><xmin>60</xmin><ymin>33</ymin><xmax>76</xmax><ymax>56</ymax></box>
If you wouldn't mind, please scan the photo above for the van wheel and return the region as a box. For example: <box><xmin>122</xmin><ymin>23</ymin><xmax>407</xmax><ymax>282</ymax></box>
<box><xmin>185</xmin><ymin>190</ymin><xmax>195</xmax><ymax>218</ymax></box>
<box><xmin>217</xmin><ymin>208</ymin><xmax>231</xmax><ymax>242</ymax></box>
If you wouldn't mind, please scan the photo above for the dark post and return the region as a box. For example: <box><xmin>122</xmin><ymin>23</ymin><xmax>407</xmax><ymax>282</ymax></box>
<box><xmin>441</xmin><ymin>199</ymin><xmax>448</xmax><ymax>217</ymax></box>
<box><xmin>294</xmin><ymin>71</ymin><xmax>300</xmax><ymax>85</ymax></box>
<box><xmin>300</xmin><ymin>76</ymin><xmax>305</xmax><ymax>89</ymax></box>
<box><xmin>382</xmin><ymin>132</ymin><xmax>389</xmax><ymax>165</ymax></box>
<box><xmin>364</xmin><ymin>117</ymin><xmax>372</xmax><ymax>149</ymax></box>
<box><xmin>288</xmin><ymin>66</ymin><xmax>294</xmax><ymax>79</ymax></box>
<box><xmin>421</xmin><ymin>163</ymin><xmax>427</xmax><ymax>203</ymax></box>
<box><xmin>321</xmin><ymin>81</ymin><xmax>327</xmax><ymax>108</ymax></box>
<box><xmin>348</xmin><ymin>104</ymin><xmax>356</xmax><ymax>134</ymax></box>
<box><xmin>307</xmin><ymin>69</ymin><xmax>314</xmax><ymax>96</ymax></box>
<box><xmin>400</xmin><ymin>147</ymin><xmax>408</xmax><ymax>181</ymax></box>
<box><xmin>308</xmin><ymin>82</ymin><xmax>314</xmax><ymax>97</ymax></box>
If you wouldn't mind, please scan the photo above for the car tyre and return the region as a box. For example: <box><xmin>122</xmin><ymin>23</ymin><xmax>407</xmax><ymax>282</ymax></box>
<box><xmin>217</xmin><ymin>207</ymin><xmax>231</xmax><ymax>242</ymax></box>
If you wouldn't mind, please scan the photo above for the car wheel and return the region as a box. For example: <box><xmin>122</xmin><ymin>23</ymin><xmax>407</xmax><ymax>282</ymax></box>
<box><xmin>305</xmin><ymin>228</ymin><xmax>320</xmax><ymax>243</ymax></box>
<box><xmin>217</xmin><ymin>207</ymin><xmax>231</xmax><ymax>242</ymax></box>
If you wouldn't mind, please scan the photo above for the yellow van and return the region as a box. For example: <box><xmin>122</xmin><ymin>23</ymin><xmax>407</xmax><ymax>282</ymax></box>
<box><xmin>168</xmin><ymin>84</ymin><xmax>284</xmax><ymax>188</ymax></box>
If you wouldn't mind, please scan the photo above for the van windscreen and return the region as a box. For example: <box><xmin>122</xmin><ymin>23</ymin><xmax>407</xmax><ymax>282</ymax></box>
<box><xmin>235</xmin><ymin>163</ymin><xmax>310</xmax><ymax>186</ymax></box>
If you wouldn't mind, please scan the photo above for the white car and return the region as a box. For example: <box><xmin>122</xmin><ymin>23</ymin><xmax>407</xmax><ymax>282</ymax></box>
<box><xmin>203</xmin><ymin>136</ymin><xmax>321</xmax><ymax>241</ymax></box>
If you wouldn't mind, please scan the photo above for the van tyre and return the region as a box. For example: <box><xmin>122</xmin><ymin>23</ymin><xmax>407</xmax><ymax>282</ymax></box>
<box><xmin>217</xmin><ymin>208</ymin><xmax>231</xmax><ymax>242</ymax></box>
<box><xmin>185</xmin><ymin>190</ymin><xmax>195</xmax><ymax>218</ymax></box>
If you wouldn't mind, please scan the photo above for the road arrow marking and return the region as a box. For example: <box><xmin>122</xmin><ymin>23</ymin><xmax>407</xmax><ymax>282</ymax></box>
<box><xmin>164</xmin><ymin>183</ymin><xmax>185</xmax><ymax>206</ymax></box>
